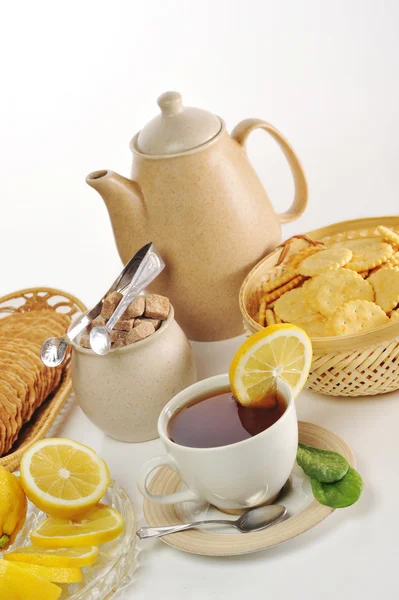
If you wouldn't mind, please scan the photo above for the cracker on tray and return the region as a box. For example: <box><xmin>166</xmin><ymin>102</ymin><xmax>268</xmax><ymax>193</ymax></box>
<box><xmin>0</xmin><ymin>310</ymin><xmax>70</xmax><ymax>456</ymax></box>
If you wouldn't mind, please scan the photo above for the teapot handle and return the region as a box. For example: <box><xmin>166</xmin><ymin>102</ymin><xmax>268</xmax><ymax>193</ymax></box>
<box><xmin>231</xmin><ymin>119</ymin><xmax>308</xmax><ymax>224</ymax></box>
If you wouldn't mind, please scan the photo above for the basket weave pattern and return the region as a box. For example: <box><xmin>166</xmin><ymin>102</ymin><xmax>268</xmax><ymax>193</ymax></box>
<box><xmin>240</xmin><ymin>217</ymin><xmax>399</xmax><ymax>397</ymax></box>
<box><xmin>0</xmin><ymin>287</ymin><xmax>86</xmax><ymax>471</ymax></box>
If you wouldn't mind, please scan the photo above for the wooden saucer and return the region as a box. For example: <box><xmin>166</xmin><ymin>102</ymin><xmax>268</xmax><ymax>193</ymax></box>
<box><xmin>143</xmin><ymin>422</ymin><xmax>356</xmax><ymax>556</ymax></box>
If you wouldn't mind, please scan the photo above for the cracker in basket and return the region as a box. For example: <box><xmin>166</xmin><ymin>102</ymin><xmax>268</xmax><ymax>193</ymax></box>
<box><xmin>296</xmin><ymin>314</ymin><xmax>328</xmax><ymax>338</ymax></box>
<box><xmin>262</xmin><ymin>275</ymin><xmax>305</xmax><ymax>303</ymax></box>
<box><xmin>368</xmin><ymin>267</ymin><xmax>399</xmax><ymax>313</ymax></box>
<box><xmin>287</xmin><ymin>245</ymin><xmax>322</xmax><ymax>270</ymax></box>
<box><xmin>265</xmin><ymin>309</ymin><xmax>276</xmax><ymax>326</ymax></box>
<box><xmin>390</xmin><ymin>308</ymin><xmax>399</xmax><ymax>321</ymax></box>
<box><xmin>303</xmin><ymin>269</ymin><xmax>374</xmax><ymax>317</ymax></box>
<box><xmin>261</xmin><ymin>269</ymin><xmax>301</xmax><ymax>294</ymax></box>
<box><xmin>332</xmin><ymin>239</ymin><xmax>394</xmax><ymax>272</ymax></box>
<box><xmin>377</xmin><ymin>225</ymin><xmax>399</xmax><ymax>247</ymax></box>
<box><xmin>274</xmin><ymin>288</ymin><xmax>320</xmax><ymax>323</ymax></box>
<box><xmin>298</xmin><ymin>247</ymin><xmax>353</xmax><ymax>277</ymax></box>
<box><xmin>326</xmin><ymin>300</ymin><xmax>389</xmax><ymax>336</ymax></box>
<box><xmin>358</xmin><ymin>271</ymin><xmax>369</xmax><ymax>278</ymax></box>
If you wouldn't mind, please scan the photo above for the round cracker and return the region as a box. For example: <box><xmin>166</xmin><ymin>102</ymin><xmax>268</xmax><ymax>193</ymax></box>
<box><xmin>326</xmin><ymin>300</ymin><xmax>389</xmax><ymax>336</ymax></box>
<box><xmin>274</xmin><ymin>288</ymin><xmax>320</xmax><ymax>323</ymax></box>
<box><xmin>303</xmin><ymin>269</ymin><xmax>374</xmax><ymax>317</ymax></box>
<box><xmin>298</xmin><ymin>247</ymin><xmax>353</xmax><ymax>277</ymax></box>
<box><xmin>368</xmin><ymin>267</ymin><xmax>399</xmax><ymax>313</ymax></box>
<box><xmin>295</xmin><ymin>314</ymin><xmax>328</xmax><ymax>338</ymax></box>
<box><xmin>287</xmin><ymin>245</ymin><xmax>323</xmax><ymax>270</ymax></box>
<box><xmin>332</xmin><ymin>239</ymin><xmax>394</xmax><ymax>272</ymax></box>
<box><xmin>0</xmin><ymin>359</ymin><xmax>36</xmax><ymax>423</ymax></box>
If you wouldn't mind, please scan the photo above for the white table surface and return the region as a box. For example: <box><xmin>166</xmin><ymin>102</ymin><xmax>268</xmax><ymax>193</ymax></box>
<box><xmin>57</xmin><ymin>334</ymin><xmax>396</xmax><ymax>600</ymax></box>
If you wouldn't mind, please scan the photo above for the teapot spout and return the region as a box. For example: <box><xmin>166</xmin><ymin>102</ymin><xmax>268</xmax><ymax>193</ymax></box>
<box><xmin>86</xmin><ymin>170</ymin><xmax>148</xmax><ymax>264</ymax></box>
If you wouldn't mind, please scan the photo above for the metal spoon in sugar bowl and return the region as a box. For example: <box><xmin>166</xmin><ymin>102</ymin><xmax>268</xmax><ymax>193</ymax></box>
<box><xmin>90</xmin><ymin>243</ymin><xmax>165</xmax><ymax>355</ymax></box>
<box><xmin>136</xmin><ymin>504</ymin><xmax>287</xmax><ymax>539</ymax></box>
<box><xmin>40</xmin><ymin>243</ymin><xmax>162</xmax><ymax>367</ymax></box>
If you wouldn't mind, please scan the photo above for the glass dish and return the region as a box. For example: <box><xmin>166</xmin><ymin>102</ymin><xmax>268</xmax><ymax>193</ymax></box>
<box><xmin>2</xmin><ymin>480</ymin><xmax>139</xmax><ymax>599</ymax></box>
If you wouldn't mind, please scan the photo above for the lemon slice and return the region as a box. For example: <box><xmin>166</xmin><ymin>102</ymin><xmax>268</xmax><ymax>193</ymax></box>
<box><xmin>4</xmin><ymin>545</ymin><xmax>98</xmax><ymax>568</ymax></box>
<box><xmin>30</xmin><ymin>503</ymin><xmax>124</xmax><ymax>548</ymax></box>
<box><xmin>0</xmin><ymin>560</ymin><xmax>61</xmax><ymax>600</ymax></box>
<box><xmin>20</xmin><ymin>438</ymin><xmax>110</xmax><ymax>518</ymax></box>
<box><xmin>229</xmin><ymin>324</ymin><xmax>312</xmax><ymax>405</ymax></box>
<box><xmin>11</xmin><ymin>562</ymin><xmax>83</xmax><ymax>583</ymax></box>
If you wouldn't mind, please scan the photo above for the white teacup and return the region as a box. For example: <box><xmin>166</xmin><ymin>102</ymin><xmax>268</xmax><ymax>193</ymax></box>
<box><xmin>137</xmin><ymin>374</ymin><xmax>298</xmax><ymax>511</ymax></box>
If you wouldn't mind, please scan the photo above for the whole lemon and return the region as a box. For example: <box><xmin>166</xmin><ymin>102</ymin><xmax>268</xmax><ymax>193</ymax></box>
<box><xmin>0</xmin><ymin>466</ymin><xmax>27</xmax><ymax>551</ymax></box>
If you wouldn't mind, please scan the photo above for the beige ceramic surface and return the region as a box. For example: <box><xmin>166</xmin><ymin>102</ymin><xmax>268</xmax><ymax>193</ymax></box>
<box><xmin>71</xmin><ymin>305</ymin><xmax>197</xmax><ymax>443</ymax></box>
<box><xmin>86</xmin><ymin>91</ymin><xmax>308</xmax><ymax>341</ymax></box>
<box><xmin>136</xmin><ymin>91</ymin><xmax>221</xmax><ymax>155</ymax></box>
<box><xmin>143</xmin><ymin>421</ymin><xmax>356</xmax><ymax>556</ymax></box>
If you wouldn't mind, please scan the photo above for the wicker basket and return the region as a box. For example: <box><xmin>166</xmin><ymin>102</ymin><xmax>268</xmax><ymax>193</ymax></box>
<box><xmin>0</xmin><ymin>287</ymin><xmax>86</xmax><ymax>471</ymax></box>
<box><xmin>240</xmin><ymin>216</ymin><xmax>399</xmax><ymax>397</ymax></box>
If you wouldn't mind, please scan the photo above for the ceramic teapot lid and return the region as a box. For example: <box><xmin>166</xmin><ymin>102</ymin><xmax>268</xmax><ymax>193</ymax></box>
<box><xmin>136</xmin><ymin>91</ymin><xmax>222</xmax><ymax>155</ymax></box>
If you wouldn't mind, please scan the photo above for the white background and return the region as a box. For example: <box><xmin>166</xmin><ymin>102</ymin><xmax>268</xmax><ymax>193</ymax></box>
<box><xmin>1</xmin><ymin>1</ymin><xmax>399</xmax><ymax>598</ymax></box>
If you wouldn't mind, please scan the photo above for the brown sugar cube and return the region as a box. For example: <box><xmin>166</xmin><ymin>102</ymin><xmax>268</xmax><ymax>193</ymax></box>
<box><xmin>123</xmin><ymin>296</ymin><xmax>145</xmax><ymax>319</ymax></box>
<box><xmin>110</xmin><ymin>330</ymin><xmax>128</xmax><ymax>344</ymax></box>
<box><xmin>101</xmin><ymin>291</ymin><xmax>123</xmax><ymax>319</ymax></box>
<box><xmin>90</xmin><ymin>315</ymin><xmax>106</xmax><ymax>329</ymax></box>
<box><xmin>134</xmin><ymin>317</ymin><xmax>161</xmax><ymax>330</ymax></box>
<box><xmin>112</xmin><ymin>339</ymin><xmax>126</xmax><ymax>349</ymax></box>
<box><xmin>145</xmin><ymin>294</ymin><xmax>170</xmax><ymax>320</ymax></box>
<box><xmin>126</xmin><ymin>321</ymin><xmax>155</xmax><ymax>344</ymax></box>
<box><xmin>80</xmin><ymin>334</ymin><xmax>91</xmax><ymax>349</ymax></box>
<box><xmin>113</xmin><ymin>319</ymin><xmax>135</xmax><ymax>332</ymax></box>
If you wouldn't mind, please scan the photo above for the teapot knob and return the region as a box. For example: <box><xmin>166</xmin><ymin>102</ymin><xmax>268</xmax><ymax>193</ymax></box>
<box><xmin>157</xmin><ymin>91</ymin><xmax>183</xmax><ymax>116</ymax></box>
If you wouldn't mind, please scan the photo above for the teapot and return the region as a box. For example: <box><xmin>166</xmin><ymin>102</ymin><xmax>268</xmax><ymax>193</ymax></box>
<box><xmin>86</xmin><ymin>91</ymin><xmax>307</xmax><ymax>341</ymax></box>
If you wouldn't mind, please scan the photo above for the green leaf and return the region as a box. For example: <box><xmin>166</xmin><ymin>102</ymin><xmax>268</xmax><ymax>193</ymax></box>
<box><xmin>297</xmin><ymin>443</ymin><xmax>349</xmax><ymax>483</ymax></box>
<box><xmin>311</xmin><ymin>467</ymin><xmax>363</xmax><ymax>508</ymax></box>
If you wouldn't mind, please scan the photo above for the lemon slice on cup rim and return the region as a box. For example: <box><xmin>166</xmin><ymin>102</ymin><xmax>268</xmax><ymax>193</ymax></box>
<box><xmin>229</xmin><ymin>323</ymin><xmax>312</xmax><ymax>405</ymax></box>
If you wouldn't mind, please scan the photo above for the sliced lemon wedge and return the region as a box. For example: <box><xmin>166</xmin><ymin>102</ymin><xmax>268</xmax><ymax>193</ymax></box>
<box><xmin>0</xmin><ymin>560</ymin><xmax>61</xmax><ymax>600</ymax></box>
<box><xmin>4</xmin><ymin>545</ymin><xmax>98</xmax><ymax>568</ymax></box>
<box><xmin>229</xmin><ymin>324</ymin><xmax>312</xmax><ymax>405</ymax></box>
<box><xmin>20</xmin><ymin>438</ymin><xmax>110</xmax><ymax>519</ymax></box>
<box><xmin>10</xmin><ymin>562</ymin><xmax>83</xmax><ymax>583</ymax></box>
<box><xmin>30</xmin><ymin>504</ymin><xmax>124</xmax><ymax>548</ymax></box>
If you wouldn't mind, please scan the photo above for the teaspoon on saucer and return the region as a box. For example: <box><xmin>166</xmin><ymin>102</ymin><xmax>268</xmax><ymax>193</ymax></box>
<box><xmin>136</xmin><ymin>504</ymin><xmax>287</xmax><ymax>539</ymax></box>
<box><xmin>40</xmin><ymin>243</ymin><xmax>161</xmax><ymax>367</ymax></box>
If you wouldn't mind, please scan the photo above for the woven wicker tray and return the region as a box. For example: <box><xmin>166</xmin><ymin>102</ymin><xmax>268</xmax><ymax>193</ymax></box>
<box><xmin>0</xmin><ymin>287</ymin><xmax>86</xmax><ymax>471</ymax></box>
<box><xmin>240</xmin><ymin>216</ymin><xmax>399</xmax><ymax>397</ymax></box>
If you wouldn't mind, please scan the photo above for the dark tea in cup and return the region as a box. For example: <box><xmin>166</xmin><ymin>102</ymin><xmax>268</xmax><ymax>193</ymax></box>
<box><xmin>167</xmin><ymin>390</ymin><xmax>287</xmax><ymax>449</ymax></box>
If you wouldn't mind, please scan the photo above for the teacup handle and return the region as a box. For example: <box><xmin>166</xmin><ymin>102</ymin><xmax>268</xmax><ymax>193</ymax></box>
<box><xmin>137</xmin><ymin>455</ymin><xmax>200</xmax><ymax>504</ymax></box>
<box><xmin>231</xmin><ymin>118</ymin><xmax>308</xmax><ymax>224</ymax></box>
